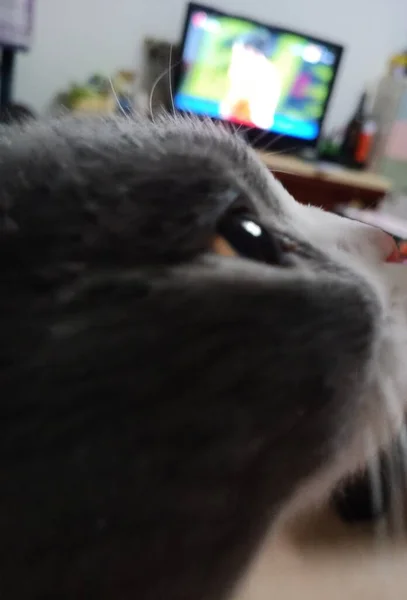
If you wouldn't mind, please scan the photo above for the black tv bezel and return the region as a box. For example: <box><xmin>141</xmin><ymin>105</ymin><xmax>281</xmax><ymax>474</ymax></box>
<box><xmin>173</xmin><ymin>2</ymin><xmax>344</xmax><ymax>154</ymax></box>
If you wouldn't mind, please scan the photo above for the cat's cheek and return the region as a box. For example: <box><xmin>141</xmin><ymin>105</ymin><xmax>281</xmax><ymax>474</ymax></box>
<box><xmin>378</xmin><ymin>263</ymin><xmax>407</xmax><ymax>414</ymax></box>
<box><xmin>381</xmin><ymin>262</ymin><xmax>407</xmax><ymax>296</ymax></box>
<box><xmin>280</xmin><ymin>197</ymin><xmax>392</xmax><ymax>266</ymax></box>
<box><xmin>357</xmin><ymin>296</ymin><xmax>407</xmax><ymax>463</ymax></box>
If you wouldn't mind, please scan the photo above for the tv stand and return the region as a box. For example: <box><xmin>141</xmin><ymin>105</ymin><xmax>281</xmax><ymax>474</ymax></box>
<box><xmin>259</xmin><ymin>152</ymin><xmax>391</xmax><ymax>211</ymax></box>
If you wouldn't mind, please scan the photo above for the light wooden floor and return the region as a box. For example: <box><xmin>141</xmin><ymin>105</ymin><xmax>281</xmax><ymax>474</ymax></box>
<box><xmin>235</xmin><ymin>502</ymin><xmax>407</xmax><ymax>600</ymax></box>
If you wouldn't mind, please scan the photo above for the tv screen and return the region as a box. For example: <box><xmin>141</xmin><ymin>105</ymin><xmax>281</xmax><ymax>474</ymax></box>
<box><xmin>174</xmin><ymin>3</ymin><xmax>344</xmax><ymax>151</ymax></box>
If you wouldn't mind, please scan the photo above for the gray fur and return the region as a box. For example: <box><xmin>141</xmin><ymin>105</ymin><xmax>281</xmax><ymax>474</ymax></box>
<box><xmin>0</xmin><ymin>115</ymin><xmax>379</xmax><ymax>599</ymax></box>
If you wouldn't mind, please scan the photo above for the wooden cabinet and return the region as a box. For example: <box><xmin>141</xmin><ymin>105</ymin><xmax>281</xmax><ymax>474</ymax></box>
<box><xmin>259</xmin><ymin>153</ymin><xmax>391</xmax><ymax>211</ymax></box>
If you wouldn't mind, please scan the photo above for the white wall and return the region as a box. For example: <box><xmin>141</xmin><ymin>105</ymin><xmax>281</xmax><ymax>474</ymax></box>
<box><xmin>14</xmin><ymin>0</ymin><xmax>407</xmax><ymax>129</ymax></box>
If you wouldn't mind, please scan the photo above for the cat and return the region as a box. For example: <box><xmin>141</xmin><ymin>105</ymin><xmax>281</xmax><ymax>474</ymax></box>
<box><xmin>1</xmin><ymin>114</ymin><xmax>406</xmax><ymax>600</ymax></box>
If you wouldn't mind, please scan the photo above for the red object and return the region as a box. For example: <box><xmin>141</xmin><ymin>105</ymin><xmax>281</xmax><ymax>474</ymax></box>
<box><xmin>355</xmin><ymin>131</ymin><xmax>374</xmax><ymax>164</ymax></box>
<box><xmin>355</xmin><ymin>120</ymin><xmax>377</xmax><ymax>165</ymax></box>
<box><xmin>386</xmin><ymin>247</ymin><xmax>401</xmax><ymax>263</ymax></box>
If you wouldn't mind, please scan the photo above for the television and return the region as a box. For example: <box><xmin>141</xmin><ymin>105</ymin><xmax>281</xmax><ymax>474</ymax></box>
<box><xmin>173</xmin><ymin>3</ymin><xmax>344</xmax><ymax>153</ymax></box>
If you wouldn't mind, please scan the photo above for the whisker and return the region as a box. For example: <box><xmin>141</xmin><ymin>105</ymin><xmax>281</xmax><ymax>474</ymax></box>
<box><xmin>249</xmin><ymin>128</ymin><xmax>274</xmax><ymax>148</ymax></box>
<box><xmin>149</xmin><ymin>53</ymin><xmax>181</xmax><ymax>123</ymax></box>
<box><xmin>149</xmin><ymin>71</ymin><xmax>170</xmax><ymax>124</ymax></box>
<box><xmin>269</xmin><ymin>168</ymin><xmax>296</xmax><ymax>177</ymax></box>
<box><xmin>365</xmin><ymin>445</ymin><xmax>396</xmax><ymax>590</ymax></box>
<box><xmin>262</xmin><ymin>142</ymin><xmax>301</xmax><ymax>157</ymax></box>
<box><xmin>366</xmin><ymin>430</ymin><xmax>388</xmax><ymax>547</ymax></box>
<box><xmin>231</xmin><ymin>126</ymin><xmax>289</xmax><ymax>153</ymax></box>
<box><xmin>168</xmin><ymin>44</ymin><xmax>175</xmax><ymax>115</ymax></box>
<box><xmin>109</xmin><ymin>77</ymin><xmax>129</xmax><ymax>119</ymax></box>
<box><xmin>231</xmin><ymin>122</ymin><xmax>249</xmax><ymax>136</ymax></box>
<box><xmin>387</xmin><ymin>449</ymin><xmax>402</xmax><ymax>539</ymax></box>
<box><xmin>382</xmin><ymin>377</ymin><xmax>404</xmax><ymax>426</ymax></box>
<box><xmin>396</xmin><ymin>423</ymin><xmax>407</xmax><ymax>538</ymax></box>
<box><xmin>253</xmin><ymin>131</ymin><xmax>286</xmax><ymax>150</ymax></box>
<box><xmin>381</xmin><ymin>379</ymin><xmax>402</xmax><ymax>539</ymax></box>
<box><xmin>377</xmin><ymin>375</ymin><xmax>406</xmax><ymax>540</ymax></box>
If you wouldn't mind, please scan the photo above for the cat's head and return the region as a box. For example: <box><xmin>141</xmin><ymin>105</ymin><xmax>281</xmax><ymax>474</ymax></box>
<box><xmin>0</xmin><ymin>114</ymin><xmax>406</xmax><ymax>598</ymax></box>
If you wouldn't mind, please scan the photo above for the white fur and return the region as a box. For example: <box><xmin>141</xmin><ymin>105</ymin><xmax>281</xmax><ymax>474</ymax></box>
<box><xmin>269</xmin><ymin>178</ymin><xmax>407</xmax><ymax>518</ymax></box>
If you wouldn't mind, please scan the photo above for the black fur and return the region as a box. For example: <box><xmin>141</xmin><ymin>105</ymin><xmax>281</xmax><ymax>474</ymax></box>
<box><xmin>0</xmin><ymin>115</ymin><xmax>378</xmax><ymax>599</ymax></box>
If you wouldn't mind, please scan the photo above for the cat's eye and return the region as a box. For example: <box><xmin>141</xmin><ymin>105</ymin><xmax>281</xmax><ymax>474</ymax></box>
<box><xmin>216</xmin><ymin>213</ymin><xmax>287</xmax><ymax>266</ymax></box>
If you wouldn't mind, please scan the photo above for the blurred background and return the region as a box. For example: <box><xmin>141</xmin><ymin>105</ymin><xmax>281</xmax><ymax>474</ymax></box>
<box><xmin>11</xmin><ymin>0</ymin><xmax>407</xmax><ymax>129</ymax></box>
<box><xmin>2</xmin><ymin>0</ymin><xmax>407</xmax><ymax>241</ymax></box>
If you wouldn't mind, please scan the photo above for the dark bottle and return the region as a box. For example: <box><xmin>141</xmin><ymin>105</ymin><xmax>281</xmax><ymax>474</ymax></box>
<box><xmin>340</xmin><ymin>92</ymin><xmax>367</xmax><ymax>167</ymax></box>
